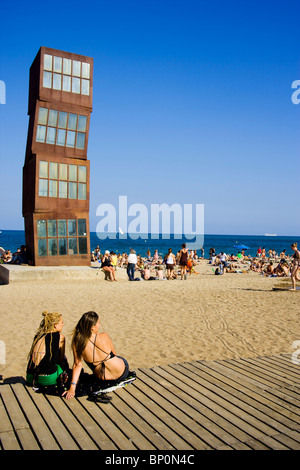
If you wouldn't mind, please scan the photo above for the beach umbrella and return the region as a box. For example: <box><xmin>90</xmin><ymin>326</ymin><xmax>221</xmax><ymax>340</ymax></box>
<box><xmin>234</xmin><ymin>244</ymin><xmax>250</xmax><ymax>250</ymax></box>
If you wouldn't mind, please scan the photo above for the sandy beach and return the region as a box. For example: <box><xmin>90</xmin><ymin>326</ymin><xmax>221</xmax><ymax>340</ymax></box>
<box><xmin>0</xmin><ymin>261</ymin><xmax>299</xmax><ymax>382</ymax></box>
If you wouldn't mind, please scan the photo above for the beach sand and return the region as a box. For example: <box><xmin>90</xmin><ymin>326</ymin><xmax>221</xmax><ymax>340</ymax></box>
<box><xmin>0</xmin><ymin>261</ymin><xmax>299</xmax><ymax>382</ymax></box>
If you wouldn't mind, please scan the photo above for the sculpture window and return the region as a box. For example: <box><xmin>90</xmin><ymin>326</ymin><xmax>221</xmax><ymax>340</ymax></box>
<box><xmin>43</xmin><ymin>53</ymin><xmax>90</xmax><ymax>96</ymax></box>
<box><xmin>37</xmin><ymin>218</ymin><xmax>87</xmax><ymax>256</ymax></box>
<box><xmin>36</xmin><ymin>107</ymin><xmax>87</xmax><ymax>149</ymax></box>
<box><xmin>38</xmin><ymin>160</ymin><xmax>87</xmax><ymax>200</ymax></box>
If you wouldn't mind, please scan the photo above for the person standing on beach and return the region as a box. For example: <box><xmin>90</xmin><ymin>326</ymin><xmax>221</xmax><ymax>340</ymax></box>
<box><xmin>165</xmin><ymin>248</ymin><xmax>176</xmax><ymax>280</ymax></box>
<box><xmin>179</xmin><ymin>243</ymin><xmax>188</xmax><ymax>280</ymax></box>
<box><xmin>127</xmin><ymin>249</ymin><xmax>137</xmax><ymax>281</ymax></box>
<box><xmin>290</xmin><ymin>243</ymin><xmax>300</xmax><ymax>290</ymax></box>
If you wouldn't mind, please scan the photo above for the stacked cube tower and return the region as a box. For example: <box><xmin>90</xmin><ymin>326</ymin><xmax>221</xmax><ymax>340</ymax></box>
<box><xmin>22</xmin><ymin>47</ymin><xmax>93</xmax><ymax>266</ymax></box>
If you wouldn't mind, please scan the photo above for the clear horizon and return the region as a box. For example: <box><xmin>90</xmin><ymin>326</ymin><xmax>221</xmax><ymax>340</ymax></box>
<box><xmin>0</xmin><ymin>0</ymin><xmax>299</xmax><ymax>236</ymax></box>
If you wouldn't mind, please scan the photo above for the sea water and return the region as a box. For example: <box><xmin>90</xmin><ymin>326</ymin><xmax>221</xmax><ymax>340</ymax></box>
<box><xmin>0</xmin><ymin>230</ymin><xmax>299</xmax><ymax>259</ymax></box>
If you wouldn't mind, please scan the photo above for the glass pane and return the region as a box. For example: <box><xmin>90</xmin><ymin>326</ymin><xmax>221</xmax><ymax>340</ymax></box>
<box><xmin>53</xmin><ymin>56</ymin><xmax>62</xmax><ymax>73</ymax></box>
<box><xmin>72</xmin><ymin>77</ymin><xmax>80</xmax><ymax>94</ymax></box>
<box><xmin>58</xmin><ymin>111</ymin><xmax>68</xmax><ymax>128</ymax></box>
<box><xmin>77</xmin><ymin>115</ymin><xmax>87</xmax><ymax>132</ymax></box>
<box><xmin>78</xmin><ymin>165</ymin><xmax>87</xmax><ymax>182</ymax></box>
<box><xmin>39</xmin><ymin>161</ymin><xmax>48</xmax><ymax>178</ymax></box>
<box><xmin>81</xmin><ymin>79</ymin><xmax>89</xmax><ymax>96</ymax></box>
<box><xmin>69</xmin><ymin>165</ymin><xmax>77</xmax><ymax>181</ymax></box>
<box><xmin>49</xmin><ymin>180</ymin><xmax>58</xmax><ymax>197</ymax></box>
<box><xmin>68</xmin><ymin>219</ymin><xmax>77</xmax><ymax>236</ymax></box>
<box><xmin>81</xmin><ymin>62</ymin><xmax>90</xmax><ymax>79</ymax></box>
<box><xmin>68</xmin><ymin>238</ymin><xmax>78</xmax><ymax>255</ymax></box>
<box><xmin>46</xmin><ymin>127</ymin><xmax>56</xmax><ymax>145</ymax></box>
<box><xmin>59</xmin><ymin>163</ymin><xmax>68</xmax><ymax>180</ymax></box>
<box><xmin>66</xmin><ymin>130</ymin><xmax>76</xmax><ymax>147</ymax></box>
<box><xmin>38</xmin><ymin>239</ymin><xmax>47</xmax><ymax>256</ymax></box>
<box><xmin>47</xmin><ymin>219</ymin><xmax>57</xmax><ymax>237</ymax></box>
<box><xmin>39</xmin><ymin>179</ymin><xmax>48</xmax><ymax>197</ymax></box>
<box><xmin>68</xmin><ymin>182</ymin><xmax>77</xmax><ymax>199</ymax></box>
<box><xmin>76</xmin><ymin>132</ymin><xmax>85</xmax><ymax>149</ymax></box>
<box><xmin>43</xmin><ymin>71</ymin><xmax>52</xmax><ymax>88</ymax></box>
<box><xmin>58</xmin><ymin>238</ymin><xmax>67</xmax><ymax>255</ymax></box>
<box><xmin>62</xmin><ymin>75</ymin><xmax>71</xmax><ymax>92</ymax></box>
<box><xmin>37</xmin><ymin>219</ymin><xmax>47</xmax><ymax>238</ymax></box>
<box><xmin>49</xmin><ymin>162</ymin><xmax>58</xmax><ymax>179</ymax></box>
<box><xmin>56</xmin><ymin>128</ymin><xmax>66</xmax><ymax>146</ymax></box>
<box><xmin>78</xmin><ymin>219</ymin><xmax>86</xmax><ymax>236</ymax></box>
<box><xmin>78</xmin><ymin>183</ymin><xmax>86</xmax><ymax>200</ymax></box>
<box><xmin>57</xmin><ymin>219</ymin><xmax>67</xmax><ymax>237</ymax></box>
<box><xmin>48</xmin><ymin>109</ymin><xmax>58</xmax><ymax>127</ymax></box>
<box><xmin>78</xmin><ymin>237</ymin><xmax>87</xmax><ymax>254</ymax></box>
<box><xmin>53</xmin><ymin>73</ymin><xmax>61</xmax><ymax>90</ymax></box>
<box><xmin>44</xmin><ymin>54</ymin><xmax>52</xmax><ymax>71</ymax></box>
<box><xmin>72</xmin><ymin>60</ymin><xmax>81</xmax><ymax>77</ymax></box>
<box><xmin>48</xmin><ymin>238</ymin><xmax>57</xmax><ymax>256</ymax></box>
<box><xmin>38</xmin><ymin>107</ymin><xmax>48</xmax><ymax>125</ymax></box>
<box><xmin>59</xmin><ymin>181</ymin><xmax>67</xmax><ymax>198</ymax></box>
<box><xmin>68</xmin><ymin>113</ymin><xmax>77</xmax><ymax>130</ymax></box>
<box><xmin>63</xmin><ymin>58</ymin><xmax>71</xmax><ymax>75</ymax></box>
<box><xmin>36</xmin><ymin>125</ymin><xmax>46</xmax><ymax>142</ymax></box>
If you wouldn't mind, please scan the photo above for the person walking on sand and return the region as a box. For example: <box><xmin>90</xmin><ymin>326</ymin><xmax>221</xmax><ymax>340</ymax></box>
<box><xmin>127</xmin><ymin>249</ymin><xmax>137</xmax><ymax>281</ymax></box>
<box><xmin>164</xmin><ymin>248</ymin><xmax>176</xmax><ymax>280</ymax></box>
<box><xmin>179</xmin><ymin>243</ymin><xmax>188</xmax><ymax>280</ymax></box>
<box><xmin>290</xmin><ymin>243</ymin><xmax>300</xmax><ymax>290</ymax></box>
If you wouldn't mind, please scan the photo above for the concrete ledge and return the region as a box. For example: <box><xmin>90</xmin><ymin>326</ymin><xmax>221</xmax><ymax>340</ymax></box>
<box><xmin>0</xmin><ymin>263</ymin><xmax>128</xmax><ymax>284</ymax></box>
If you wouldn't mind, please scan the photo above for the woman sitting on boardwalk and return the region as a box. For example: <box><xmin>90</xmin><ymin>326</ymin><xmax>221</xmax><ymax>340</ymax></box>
<box><xmin>63</xmin><ymin>311</ymin><xmax>134</xmax><ymax>399</ymax></box>
<box><xmin>26</xmin><ymin>311</ymin><xmax>68</xmax><ymax>390</ymax></box>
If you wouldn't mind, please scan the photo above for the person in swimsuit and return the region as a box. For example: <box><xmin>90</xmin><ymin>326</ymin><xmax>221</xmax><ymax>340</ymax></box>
<box><xmin>290</xmin><ymin>243</ymin><xmax>300</xmax><ymax>290</ymax></box>
<box><xmin>63</xmin><ymin>311</ymin><xmax>132</xmax><ymax>399</ymax></box>
<box><xmin>101</xmin><ymin>250</ymin><xmax>117</xmax><ymax>281</ymax></box>
<box><xmin>26</xmin><ymin>311</ymin><xmax>68</xmax><ymax>389</ymax></box>
<box><xmin>164</xmin><ymin>248</ymin><xmax>176</xmax><ymax>280</ymax></box>
<box><xmin>179</xmin><ymin>243</ymin><xmax>188</xmax><ymax>280</ymax></box>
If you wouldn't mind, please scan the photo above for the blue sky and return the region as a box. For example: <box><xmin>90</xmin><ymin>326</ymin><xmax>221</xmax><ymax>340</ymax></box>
<box><xmin>0</xmin><ymin>0</ymin><xmax>299</xmax><ymax>235</ymax></box>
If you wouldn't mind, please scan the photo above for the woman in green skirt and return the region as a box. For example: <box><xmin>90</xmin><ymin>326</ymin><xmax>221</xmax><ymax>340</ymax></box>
<box><xmin>26</xmin><ymin>311</ymin><xmax>68</xmax><ymax>390</ymax></box>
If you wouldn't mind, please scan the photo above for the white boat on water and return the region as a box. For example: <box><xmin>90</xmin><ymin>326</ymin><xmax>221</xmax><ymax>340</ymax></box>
<box><xmin>264</xmin><ymin>233</ymin><xmax>277</xmax><ymax>236</ymax></box>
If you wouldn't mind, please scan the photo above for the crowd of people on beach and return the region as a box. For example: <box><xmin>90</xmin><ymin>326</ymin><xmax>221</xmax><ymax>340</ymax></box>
<box><xmin>1</xmin><ymin>240</ymin><xmax>299</xmax><ymax>288</ymax></box>
<box><xmin>91</xmin><ymin>242</ymin><xmax>300</xmax><ymax>287</ymax></box>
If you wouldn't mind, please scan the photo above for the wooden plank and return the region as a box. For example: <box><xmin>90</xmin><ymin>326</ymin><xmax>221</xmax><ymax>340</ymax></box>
<box><xmin>140</xmin><ymin>366</ymin><xmax>267</xmax><ymax>447</ymax></box>
<box><xmin>26</xmin><ymin>387</ymin><xmax>79</xmax><ymax>450</ymax></box>
<box><xmin>136</xmin><ymin>369</ymin><xmax>252</xmax><ymax>450</ymax></box>
<box><xmin>64</xmin><ymin>396</ymin><xmax>120</xmax><ymax>450</ymax></box>
<box><xmin>113</xmin><ymin>388</ymin><xmax>177</xmax><ymax>450</ymax></box>
<box><xmin>186</xmin><ymin>361</ymin><xmax>300</xmax><ymax>430</ymax></box>
<box><xmin>0</xmin><ymin>392</ymin><xmax>21</xmax><ymax>450</ymax></box>
<box><xmin>125</xmin><ymin>374</ymin><xmax>214</xmax><ymax>450</ymax></box>
<box><xmin>151</xmin><ymin>364</ymin><xmax>290</xmax><ymax>449</ymax></box>
<box><xmin>85</xmin><ymin>393</ymin><xmax>157</xmax><ymax>450</ymax></box>
<box><xmin>0</xmin><ymin>384</ymin><xmax>39</xmax><ymax>450</ymax></box>
<box><xmin>196</xmin><ymin>360</ymin><xmax>300</xmax><ymax>424</ymax></box>
<box><xmin>46</xmin><ymin>394</ymin><xmax>98</xmax><ymax>450</ymax></box>
<box><xmin>240</xmin><ymin>357</ymin><xmax>300</xmax><ymax>387</ymax></box>
<box><xmin>11</xmin><ymin>384</ymin><xmax>59</xmax><ymax>450</ymax></box>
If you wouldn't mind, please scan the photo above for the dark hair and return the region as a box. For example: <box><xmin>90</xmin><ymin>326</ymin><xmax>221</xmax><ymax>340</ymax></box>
<box><xmin>71</xmin><ymin>311</ymin><xmax>99</xmax><ymax>359</ymax></box>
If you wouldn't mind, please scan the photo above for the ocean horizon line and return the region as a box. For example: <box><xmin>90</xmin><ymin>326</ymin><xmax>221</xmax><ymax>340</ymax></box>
<box><xmin>0</xmin><ymin>229</ymin><xmax>298</xmax><ymax>238</ymax></box>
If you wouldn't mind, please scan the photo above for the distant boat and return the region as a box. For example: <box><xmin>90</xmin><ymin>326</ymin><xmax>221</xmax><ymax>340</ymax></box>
<box><xmin>119</xmin><ymin>227</ymin><xmax>124</xmax><ymax>235</ymax></box>
<box><xmin>264</xmin><ymin>233</ymin><xmax>277</xmax><ymax>236</ymax></box>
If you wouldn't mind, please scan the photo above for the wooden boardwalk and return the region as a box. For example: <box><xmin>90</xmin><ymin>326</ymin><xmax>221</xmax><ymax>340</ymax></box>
<box><xmin>1</xmin><ymin>353</ymin><xmax>300</xmax><ymax>450</ymax></box>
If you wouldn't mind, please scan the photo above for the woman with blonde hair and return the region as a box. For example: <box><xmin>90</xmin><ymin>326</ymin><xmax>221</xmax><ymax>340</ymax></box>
<box><xmin>26</xmin><ymin>311</ymin><xmax>68</xmax><ymax>389</ymax></box>
<box><xmin>63</xmin><ymin>311</ymin><xmax>135</xmax><ymax>399</ymax></box>
<box><xmin>290</xmin><ymin>243</ymin><xmax>300</xmax><ymax>290</ymax></box>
